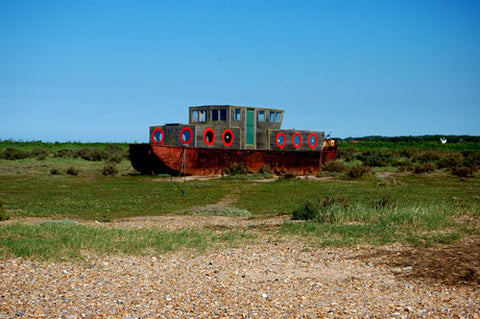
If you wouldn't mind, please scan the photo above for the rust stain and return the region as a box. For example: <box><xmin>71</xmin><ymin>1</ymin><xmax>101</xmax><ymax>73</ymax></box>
<box><xmin>130</xmin><ymin>144</ymin><xmax>336</xmax><ymax>176</ymax></box>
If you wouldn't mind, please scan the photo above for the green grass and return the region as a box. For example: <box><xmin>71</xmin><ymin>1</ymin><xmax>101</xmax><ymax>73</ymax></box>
<box><xmin>2</xmin><ymin>157</ymin><xmax>479</xmax><ymax>221</ymax></box>
<box><xmin>0</xmin><ymin>223</ymin><xmax>253</xmax><ymax>261</ymax></box>
<box><xmin>0</xmin><ymin>140</ymin><xmax>129</xmax><ymax>151</ymax></box>
<box><xmin>1</xmin><ymin>142</ymin><xmax>479</xmax><ymax>260</ymax></box>
<box><xmin>279</xmin><ymin>198</ymin><xmax>479</xmax><ymax>246</ymax></box>
<box><xmin>179</xmin><ymin>206</ymin><xmax>252</xmax><ymax>217</ymax></box>
<box><xmin>0</xmin><ymin>158</ymin><xmax>233</xmax><ymax>220</ymax></box>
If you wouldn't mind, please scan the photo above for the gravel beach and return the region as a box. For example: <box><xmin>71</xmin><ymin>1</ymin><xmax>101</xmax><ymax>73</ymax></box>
<box><xmin>1</xmin><ymin>216</ymin><xmax>479</xmax><ymax>318</ymax></box>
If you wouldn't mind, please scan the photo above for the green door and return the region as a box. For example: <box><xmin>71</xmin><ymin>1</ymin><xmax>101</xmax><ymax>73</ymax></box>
<box><xmin>246</xmin><ymin>109</ymin><xmax>255</xmax><ymax>146</ymax></box>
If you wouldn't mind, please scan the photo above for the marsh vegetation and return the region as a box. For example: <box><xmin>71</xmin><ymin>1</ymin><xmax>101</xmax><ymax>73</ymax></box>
<box><xmin>0</xmin><ymin>138</ymin><xmax>479</xmax><ymax>260</ymax></box>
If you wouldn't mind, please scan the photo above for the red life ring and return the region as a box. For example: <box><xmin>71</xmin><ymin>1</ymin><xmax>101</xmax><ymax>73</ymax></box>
<box><xmin>180</xmin><ymin>127</ymin><xmax>193</xmax><ymax>145</ymax></box>
<box><xmin>308</xmin><ymin>133</ymin><xmax>318</xmax><ymax>148</ymax></box>
<box><xmin>276</xmin><ymin>132</ymin><xmax>286</xmax><ymax>149</ymax></box>
<box><xmin>151</xmin><ymin>128</ymin><xmax>164</xmax><ymax>144</ymax></box>
<box><xmin>204</xmin><ymin>128</ymin><xmax>216</xmax><ymax>146</ymax></box>
<box><xmin>292</xmin><ymin>133</ymin><xmax>302</xmax><ymax>148</ymax></box>
<box><xmin>223</xmin><ymin>129</ymin><xmax>234</xmax><ymax>147</ymax></box>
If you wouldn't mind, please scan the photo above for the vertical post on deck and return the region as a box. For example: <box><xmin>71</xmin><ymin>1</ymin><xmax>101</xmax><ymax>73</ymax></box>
<box><xmin>182</xmin><ymin>145</ymin><xmax>187</xmax><ymax>198</ymax></box>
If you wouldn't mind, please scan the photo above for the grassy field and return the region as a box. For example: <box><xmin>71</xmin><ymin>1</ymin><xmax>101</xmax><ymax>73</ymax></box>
<box><xmin>1</xmin><ymin>139</ymin><xmax>479</xmax><ymax>260</ymax></box>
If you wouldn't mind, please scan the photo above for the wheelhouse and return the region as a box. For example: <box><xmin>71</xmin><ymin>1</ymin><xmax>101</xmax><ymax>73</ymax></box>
<box><xmin>149</xmin><ymin>105</ymin><xmax>325</xmax><ymax>151</ymax></box>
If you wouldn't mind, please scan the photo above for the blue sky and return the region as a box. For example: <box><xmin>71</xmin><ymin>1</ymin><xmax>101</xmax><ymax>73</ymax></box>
<box><xmin>1</xmin><ymin>0</ymin><xmax>479</xmax><ymax>142</ymax></box>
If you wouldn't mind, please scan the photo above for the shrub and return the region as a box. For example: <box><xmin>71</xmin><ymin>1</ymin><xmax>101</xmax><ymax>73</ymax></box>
<box><xmin>414</xmin><ymin>162</ymin><xmax>436</xmax><ymax>174</ymax></box>
<box><xmin>363</xmin><ymin>156</ymin><xmax>388</xmax><ymax>167</ymax></box>
<box><xmin>31</xmin><ymin>147</ymin><xmax>51</xmax><ymax>160</ymax></box>
<box><xmin>337</xmin><ymin>147</ymin><xmax>358</xmax><ymax>162</ymax></box>
<box><xmin>464</xmin><ymin>151</ymin><xmax>480</xmax><ymax>167</ymax></box>
<box><xmin>50</xmin><ymin>168</ymin><xmax>61</xmax><ymax>175</ymax></box>
<box><xmin>359</xmin><ymin>149</ymin><xmax>395</xmax><ymax>167</ymax></box>
<box><xmin>320</xmin><ymin>196</ymin><xmax>349</xmax><ymax>210</ymax></box>
<box><xmin>96</xmin><ymin>215</ymin><xmax>112</xmax><ymax>223</ymax></box>
<box><xmin>105</xmin><ymin>153</ymin><xmax>124</xmax><ymax>164</ymax></box>
<box><xmin>414</xmin><ymin>150</ymin><xmax>442</xmax><ymax>164</ymax></box>
<box><xmin>278</xmin><ymin>172</ymin><xmax>297</xmax><ymax>181</ymax></box>
<box><xmin>105</xmin><ymin>144</ymin><xmax>124</xmax><ymax>153</ymax></box>
<box><xmin>105</xmin><ymin>145</ymin><xmax>128</xmax><ymax>163</ymax></box>
<box><xmin>451</xmin><ymin>166</ymin><xmax>476</xmax><ymax>178</ymax></box>
<box><xmin>0</xmin><ymin>200</ymin><xmax>10</xmax><ymax>221</ymax></box>
<box><xmin>371</xmin><ymin>196</ymin><xmax>395</xmax><ymax>209</ymax></box>
<box><xmin>292</xmin><ymin>196</ymin><xmax>348</xmax><ymax>223</ymax></box>
<box><xmin>224</xmin><ymin>162</ymin><xmax>249</xmax><ymax>175</ymax></box>
<box><xmin>334</xmin><ymin>149</ymin><xmax>347</xmax><ymax>160</ymax></box>
<box><xmin>66</xmin><ymin>166</ymin><xmax>79</xmax><ymax>176</ymax></box>
<box><xmin>292</xmin><ymin>199</ymin><xmax>319</xmax><ymax>221</ymax></box>
<box><xmin>55</xmin><ymin>148</ymin><xmax>76</xmax><ymax>159</ymax></box>
<box><xmin>393</xmin><ymin>157</ymin><xmax>413</xmax><ymax>167</ymax></box>
<box><xmin>0</xmin><ymin>148</ymin><xmax>31</xmax><ymax>160</ymax></box>
<box><xmin>397</xmin><ymin>163</ymin><xmax>414</xmax><ymax>173</ymax></box>
<box><xmin>102</xmin><ymin>162</ymin><xmax>119</xmax><ymax>176</ymax></box>
<box><xmin>257</xmin><ymin>165</ymin><xmax>273</xmax><ymax>176</ymax></box>
<box><xmin>0</xmin><ymin>211</ymin><xmax>10</xmax><ymax>221</ymax></box>
<box><xmin>321</xmin><ymin>160</ymin><xmax>348</xmax><ymax>173</ymax></box>
<box><xmin>76</xmin><ymin>148</ymin><xmax>105</xmax><ymax>161</ymax></box>
<box><xmin>348</xmin><ymin>165</ymin><xmax>372</xmax><ymax>179</ymax></box>
<box><xmin>400</xmin><ymin>148</ymin><xmax>422</xmax><ymax>160</ymax></box>
<box><xmin>437</xmin><ymin>152</ymin><xmax>464</xmax><ymax>169</ymax></box>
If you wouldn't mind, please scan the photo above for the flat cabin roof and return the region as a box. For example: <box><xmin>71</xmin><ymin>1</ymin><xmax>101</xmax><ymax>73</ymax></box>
<box><xmin>189</xmin><ymin>105</ymin><xmax>284</xmax><ymax>112</ymax></box>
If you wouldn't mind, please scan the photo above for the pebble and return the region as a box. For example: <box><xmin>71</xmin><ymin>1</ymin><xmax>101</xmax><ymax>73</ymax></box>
<box><xmin>1</xmin><ymin>241</ymin><xmax>478</xmax><ymax>317</ymax></box>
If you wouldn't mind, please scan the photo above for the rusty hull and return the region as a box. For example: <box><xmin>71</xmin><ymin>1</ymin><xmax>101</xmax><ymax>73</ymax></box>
<box><xmin>129</xmin><ymin>144</ymin><xmax>336</xmax><ymax>176</ymax></box>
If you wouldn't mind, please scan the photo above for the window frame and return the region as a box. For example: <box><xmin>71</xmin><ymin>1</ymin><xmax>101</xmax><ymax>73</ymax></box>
<box><xmin>212</xmin><ymin>109</ymin><xmax>219</xmax><ymax>121</ymax></box>
<box><xmin>235</xmin><ymin>108</ymin><xmax>241</xmax><ymax>120</ymax></box>
<box><xmin>258</xmin><ymin>110</ymin><xmax>265</xmax><ymax>122</ymax></box>
<box><xmin>199</xmin><ymin>110</ymin><xmax>206</xmax><ymax>122</ymax></box>
<box><xmin>269</xmin><ymin>112</ymin><xmax>275</xmax><ymax>123</ymax></box>
<box><xmin>276</xmin><ymin>112</ymin><xmax>282</xmax><ymax>123</ymax></box>
<box><xmin>220</xmin><ymin>109</ymin><xmax>227</xmax><ymax>121</ymax></box>
<box><xmin>192</xmin><ymin>110</ymin><xmax>198</xmax><ymax>122</ymax></box>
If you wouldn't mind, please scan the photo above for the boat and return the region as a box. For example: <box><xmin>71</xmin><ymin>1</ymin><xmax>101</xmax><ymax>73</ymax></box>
<box><xmin>129</xmin><ymin>105</ymin><xmax>337</xmax><ymax>175</ymax></box>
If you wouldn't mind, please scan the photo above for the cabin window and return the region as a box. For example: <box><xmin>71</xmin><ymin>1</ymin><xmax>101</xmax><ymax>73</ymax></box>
<box><xmin>199</xmin><ymin>110</ymin><xmax>206</xmax><ymax>122</ymax></box>
<box><xmin>220</xmin><ymin>109</ymin><xmax>227</xmax><ymax>121</ymax></box>
<box><xmin>269</xmin><ymin>112</ymin><xmax>275</xmax><ymax>123</ymax></box>
<box><xmin>192</xmin><ymin>110</ymin><xmax>198</xmax><ymax>122</ymax></box>
<box><xmin>235</xmin><ymin>109</ymin><xmax>241</xmax><ymax>120</ymax></box>
<box><xmin>258</xmin><ymin>110</ymin><xmax>265</xmax><ymax>122</ymax></box>
<box><xmin>212</xmin><ymin>109</ymin><xmax>227</xmax><ymax>121</ymax></box>
<box><xmin>276</xmin><ymin>112</ymin><xmax>282</xmax><ymax>123</ymax></box>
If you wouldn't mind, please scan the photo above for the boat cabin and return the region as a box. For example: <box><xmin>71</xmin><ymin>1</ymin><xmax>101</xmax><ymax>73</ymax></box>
<box><xmin>150</xmin><ymin>105</ymin><xmax>325</xmax><ymax>151</ymax></box>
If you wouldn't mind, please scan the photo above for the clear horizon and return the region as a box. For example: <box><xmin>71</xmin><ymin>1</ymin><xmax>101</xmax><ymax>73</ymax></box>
<box><xmin>1</xmin><ymin>0</ymin><xmax>479</xmax><ymax>143</ymax></box>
